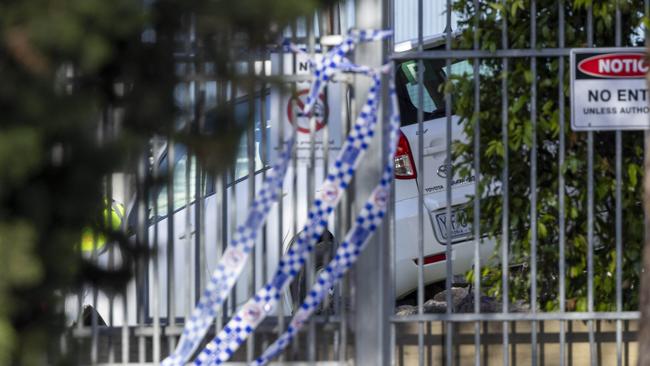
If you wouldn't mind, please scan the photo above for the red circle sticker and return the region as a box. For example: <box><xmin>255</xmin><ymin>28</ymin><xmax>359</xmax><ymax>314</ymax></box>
<box><xmin>243</xmin><ymin>303</ymin><xmax>263</xmax><ymax>323</ymax></box>
<box><xmin>373</xmin><ymin>188</ymin><xmax>389</xmax><ymax>208</ymax></box>
<box><xmin>321</xmin><ymin>182</ymin><xmax>339</xmax><ymax>203</ymax></box>
<box><xmin>287</xmin><ymin>89</ymin><xmax>329</xmax><ymax>134</ymax></box>
<box><xmin>224</xmin><ymin>248</ymin><xmax>245</xmax><ymax>268</ymax></box>
<box><xmin>292</xmin><ymin>311</ymin><xmax>310</xmax><ymax>328</ymax></box>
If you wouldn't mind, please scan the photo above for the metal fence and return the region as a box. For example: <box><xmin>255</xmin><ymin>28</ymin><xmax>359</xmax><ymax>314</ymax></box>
<box><xmin>68</xmin><ymin>0</ymin><xmax>647</xmax><ymax>365</ymax></box>
<box><xmin>389</xmin><ymin>0</ymin><xmax>646</xmax><ymax>365</ymax></box>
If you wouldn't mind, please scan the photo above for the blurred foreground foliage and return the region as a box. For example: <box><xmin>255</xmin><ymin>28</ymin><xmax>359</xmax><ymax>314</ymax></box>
<box><xmin>452</xmin><ymin>0</ymin><xmax>645</xmax><ymax>312</ymax></box>
<box><xmin>0</xmin><ymin>0</ymin><xmax>334</xmax><ymax>364</ymax></box>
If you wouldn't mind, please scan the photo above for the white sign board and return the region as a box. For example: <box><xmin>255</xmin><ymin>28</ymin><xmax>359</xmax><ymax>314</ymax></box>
<box><xmin>570</xmin><ymin>47</ymin><xmax>650</xmax><ymax>131</ymax></box>
<box><xmin>269</xmin><ymin>52</ymin><xmax>343</xmax><ymax>164</ymax></box>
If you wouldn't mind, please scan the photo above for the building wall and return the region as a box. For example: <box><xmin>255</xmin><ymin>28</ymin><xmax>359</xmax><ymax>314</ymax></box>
<box><xmin>394</xmin><ymin>0</ymin><xmax>459</xmax><ymax>43</ymax></box>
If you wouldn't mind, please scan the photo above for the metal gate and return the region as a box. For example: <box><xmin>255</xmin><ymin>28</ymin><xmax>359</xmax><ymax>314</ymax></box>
<box><xmin>389</xmin><ymin>0</ymin><xmax>645</xmax><ymax>365</ymax></box>
<box><xmin>68</xmin><ymin>0</ymin><xmax>646</xmax><ymax>365</ymax></box>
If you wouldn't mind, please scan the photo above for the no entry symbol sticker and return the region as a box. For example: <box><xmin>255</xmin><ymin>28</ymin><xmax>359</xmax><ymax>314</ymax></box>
<box><xmin>287</xmin><ymin>89</ymin><xmax>329</xmax><ymax>133</ymax></box>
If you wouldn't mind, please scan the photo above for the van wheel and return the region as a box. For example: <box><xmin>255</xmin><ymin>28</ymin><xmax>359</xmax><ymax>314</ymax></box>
<box><xmin>288</xmin><ymin>230</ymin><xmax>336</xmax><ymax>314</ymax></box>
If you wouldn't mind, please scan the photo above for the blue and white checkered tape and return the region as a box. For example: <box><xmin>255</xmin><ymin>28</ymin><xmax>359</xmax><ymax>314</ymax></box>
<box><xmin>163</xmin><ymin>30</ymin><xmax>391</xmax><ymax>366</ymax></box>
<box><xmin>191</xmin><ymin>34</ymin><xmax>398</xmax><ymax>366</ymax></box>
<box><xmin>251</xmin><ymin>77</ymin><xmax>400</xmax><ymax>366</ymax></box>
<box><xmin>162</xmin><ymin>28</ymin><xmax>394</xmax><ymax>366</ymax></box>
<box><xmin>286</xmin><ymin>28</ymin><xmax>393</xmax><ymax>116</ymax></box>
<box><xmin>161</xmin><ymin>138</ymin><xmax>294</xmax><ymax>366</ymax></box>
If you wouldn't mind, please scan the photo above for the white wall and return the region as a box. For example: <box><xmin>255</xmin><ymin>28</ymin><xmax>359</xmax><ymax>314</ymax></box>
<box><xmin>394</xmin><ymin>0</ymin><xmax>459</xmax><ymax>43</ymax></box>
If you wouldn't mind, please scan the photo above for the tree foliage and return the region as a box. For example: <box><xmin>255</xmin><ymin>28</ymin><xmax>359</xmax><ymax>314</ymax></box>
<box><xmin>0</xmin><ymin>0</ymin><xmax>334</xmax><ymax>364</ymax></box>
<box><xmin>451</xmin><ymin>0</ymin><xmax>645</xmax><ymax>312</ymax></box>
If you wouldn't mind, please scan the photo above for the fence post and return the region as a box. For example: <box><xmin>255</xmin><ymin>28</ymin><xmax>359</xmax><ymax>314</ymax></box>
<box><xmin>353</xmin><ymin>0</ymin><xmax>392</xmax><ymax>364</ymax></box>
<box><xmin>638</xmin><ymin>16</ymin><xmax>650</xmax><ymax>366</ymax></box>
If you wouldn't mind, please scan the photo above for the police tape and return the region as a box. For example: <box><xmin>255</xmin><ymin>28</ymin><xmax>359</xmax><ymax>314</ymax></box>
<box><xmin>192</xmin><ymin>34</ymin><xmax>397</xmax><ymax>366</ymax></box>
<box><xmin>161</xmin><ymin>139</ymin><xmax>294</xmax><ymax>366</ymax></box>
<box><xmin>162</xmin><ymin>29</ymin><xmax>395</xmax><ymax>366</ymax></box>
<box><xmin>285</xmin><ymin>29</ymin><xmax>393</xmax><ymax>117</ymax></box>
<box><xmin>252</xmin><ymin>77</ymin><xmax>400</xmax><ymax>366</ymax></box>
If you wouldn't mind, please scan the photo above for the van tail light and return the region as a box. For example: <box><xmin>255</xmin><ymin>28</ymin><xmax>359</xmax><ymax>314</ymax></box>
<box><xmin>413</xmin><ymin>252</ymin><xmax>447</xmax><ymax>266</ymax></box>
<box><xmin>394</xmin><ymin>131</ymin><xmax>417</xmax><ymax>179</ymax></box>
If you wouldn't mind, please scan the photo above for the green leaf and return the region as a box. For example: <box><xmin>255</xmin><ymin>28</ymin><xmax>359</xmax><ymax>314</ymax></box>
<box><xmin>524</xmin><ymin>70</ymin><xmax>533</xmax><ymax>83</ymax></box>
<box><xmin>538</xmin><ymin>222</ymin><xmax>547</xmax><ymax>239</ymax></box>
<box><xmin>486</xmin><ymin>139</ymin><xmax>504</xmax><ymax>158</ymax></box>
<box><xmin>488</xmin><ymin>2</ymin><xmax>504</xmax><ymax>12</ymax></box>
<box><xmin>628</xmin><ymin>163</ymin><xmax>639</xmax><ymax>187</ymax></box>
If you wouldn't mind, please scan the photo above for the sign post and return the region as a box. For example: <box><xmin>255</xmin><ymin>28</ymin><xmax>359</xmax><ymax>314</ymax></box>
<box><xmin>570</xmin><ymin>48</ymin><xmax>649</xmax><ymax>131</ymax></box>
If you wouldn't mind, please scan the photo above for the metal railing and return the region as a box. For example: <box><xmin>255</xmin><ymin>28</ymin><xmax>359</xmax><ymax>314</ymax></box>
<box><xmin>389</xmin><ymin>0</ymin><xmax>645</xmax><ymax>365</ymax></box>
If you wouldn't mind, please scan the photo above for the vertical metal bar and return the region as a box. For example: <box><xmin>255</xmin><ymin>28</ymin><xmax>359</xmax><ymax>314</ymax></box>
<box><xmin>259</xmin><ymin>63</ymin><xmax>269</xmax><ymax>353</ymax></box>
<box><xmin>388</xmin><ymin>135</ymin><xmax>397</xmax><ymax>365</ymax></box>
<box><xmin>321</xmin><ymin>79</ymin><xmax>332</xmax><ymax>324</ymax></box>
<box><xmin>190</xmin><ymin>22</ymin><xmax>204</xmax><ymax>362</ymax></box>
<box><xmin>215</xmin><ymin>68</ymin><xmax>227</xmax><ymax>330</ymax></box>
<box><xmin>191</xmin><ymin>14</ymin><xmax>204</xmax><ymax>310</ymax></box>
<box><xmin>184</xmin><ymin>86</ymin><xmax>193</xmax><ymax>325</ymax></box>
<box><xmin>289</xmin><ymin>21</ymin><xmax>300</xmax><ymax>359</ymax></box>
<box><xmin>354</xmin><ymin>0</ymin><xmax>389</xmax><ymax>363</ymax></box>
<box><xmin>260</xmin><ymin>63</ymin><xmax>269</xmax><ymax>288</ymax></box>
<box><xmin>416</xmin><ymin>0</ymin><xmax>425</xmax><ymax>362</ymax></box>
<box><xmin>587</xmin><ymin>134</ymin><xmax>596</xmax><ymax>362</ymax></box>
<box><xmin>121</xmin><ymin>170</ymin><xmax>130</xmax><ymax>363</ymax></box>
<box><xmin>614</xmin><ymin>4</ymin><xmax>623</xmax><ymax>366</ymax></box>
<box><xmin>215</xmin><ymin>169</ymin><xmax>226</xmax><ymax>337</ymax></box>
<box><xmin>387</xmin><ymin>0</ymin><xmax>396</xmax><ymax>364</ymax></box>
<box><xmin>338</xmin><ymin>82</ymin><xmax>350</xmax><ymax>363</ymax></box>
<box><xmin>166</xmin><ymin>140</ymin><xmax>176</xmax><ymax>351</ymax></box>
<box><xmin>136</xmin><ymin>153</ymin><xmax>148</xmax><ymax>363</ymax></box>
<box><xmin>290</xmin><ymin>21</ymin><xmax>299</xmax><ymax>264</ymax></box>
<box><xmin>346</xmin><ymin>74</ymin><xmax>357</xmax><ymax>364</ymax></box>
<box><xmin>246</xmin><ymin>55</ymin><xmax>257</xmax><ymax>364</ymax></box>
<box><xmin>92</xmin><ymin>119</ymin><xmax>106</xmax><ymax>364</ymax></box>
<box><xmin>472</xmin><ymin>0</ymin><xmax>481</xmax><ymax>363</ymax></box>
<box><xmin>181</xmin><ymin>16</ymin><xmax>194</xmax><ymax>332</ymax></box>
<box><xmin>195</xmin><ymin>111</ymin><xmax>206</xmax><ymax>308</ymax></box>
<box><xmin>75</xmin><ymin>236</ymin><xmax>83</xmax><ymax>366</ymax></box>
<box><xmin>557</xmin><ymin>1</ymin><xmax>566</xmax><ymax>365</ymax></box>
<box><xmin>586</xmin><ymin>5</ymin><xmax>596</xmax><ymax>366</ymax></box>
<box><xmin>529</xmin><ymin>1</ymin><xmax>538</xmax><ymax>364</ymax></box>
<box><xmin>152</xmin><ymin>132</ymin><xmax>161</xmax><ymax>364</ymax></box>
<box><xmin>106</xmin><ymin>107</ymin><xmax>116</xmax><ymax>364</ymax></box>
<box><xmin>90</xmin><ymin>117</ymin><xmax>105</xmax><ymax>365</ymax></box>
<box><xmin>197</xmin><ymin>143</ymin><xmax>206</xmax><ymax>301</ymax></box>
<box><xmin>380</xmin><ymin>5</ymin><xmax>395</xmax><ymax>365</ymax></box>
<box><xmin>645</xmin><ymin>22</ymin><xmax>650</xmax><ymax>366</ymax></box>
<box><xmin>331</xmin><ymin>96</ymin><xmax>341</xmax><ymax>359</ymax></box>
<box><xmin>306</xmin><ymin>17</ymin><xmax>317</xmax><ymax>362</ymax></box>
<box><xmin>444</xmin><ymin>0</ymin><xmax>454</xmax><ymax>364</ymax></box>
<box><xmin>275</xmin><ymin>40</ymin><xmax>286</xmax><ymax>362</ymax></box>
<box><xmin>92</xmin><ymin>258</ymin><xmax>100</xmax><ymax>361</ymax></box>
<box><xmin>331</xmin><ymin>2</ymin><xmax>340</xmax><ymax>35</ymax></box>
<box><xmin>228</xmin><ymin>77</ymin><xmax>238</xmax><ymax>318</ymax></box>
<box><xmin>75</xmin><ymin>220</ymin><xmax>84</xmax><ymax>364</ymax></box>
<box><xmin>500</xmin><ymin>0</ymin><xmax>510</xmax><ymax>364</ymax></box>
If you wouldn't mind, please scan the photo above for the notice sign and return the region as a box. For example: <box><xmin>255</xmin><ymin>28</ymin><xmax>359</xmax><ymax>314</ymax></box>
<box><xmin>570</xmin><ymin>48</ymin><xmax>650</xmax><ymax>130</ymax></box>
<box><xmin>269</xmin><ymin>52</ymin><xmax>343</xmax><ymax>163</ymax></box>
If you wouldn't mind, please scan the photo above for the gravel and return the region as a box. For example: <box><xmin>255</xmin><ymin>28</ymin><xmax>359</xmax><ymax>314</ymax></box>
<box><xmin>394</xmin><ymin>287</ymin><xmax>530</xmax><ymax>316</ymax></box>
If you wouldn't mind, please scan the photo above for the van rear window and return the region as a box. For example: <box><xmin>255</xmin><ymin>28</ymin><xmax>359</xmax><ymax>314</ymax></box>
<box><xmin>395</xmin><ymin>59</ymin><xmax>473</xmax><ymax>126</ymax></box>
